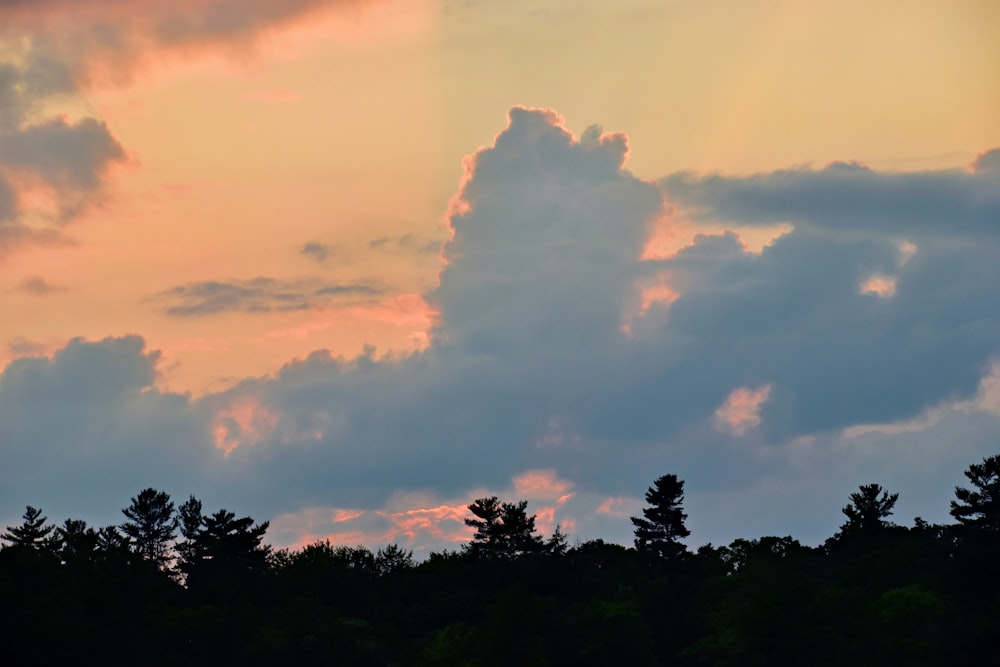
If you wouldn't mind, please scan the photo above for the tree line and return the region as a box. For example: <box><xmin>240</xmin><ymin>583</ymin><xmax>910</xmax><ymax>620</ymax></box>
<box><xmin>2</xmin><ymin>454</ymin><xmax>1000</xmax><ymax>665</ymax></box>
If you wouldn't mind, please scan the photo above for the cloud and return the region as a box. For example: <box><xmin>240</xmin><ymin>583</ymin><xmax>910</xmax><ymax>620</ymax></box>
<box><xmin>0</xmin><ymin>0</ymin><xmax>369</xmax><ymax>91</ymax></box>
<box><xmin>301</xmin><ymin>241</ymin><xmax>331</xmax><ymax>262</ymax></box>
<box><xmin>0</xmin><ymin>336</ymin><xmax>210</xmax><ymax>521</ymax></box>
<box><xmin>972</xmin><ymin>148</ymin><xmax>1000</xmax><ymax>175</ymax></box>
<box><xmin>155</xmin><ymin>277</ymin><xmax>384</xmax><ymax>316</ymax></box>
<box><xmin>714</xmin><ymin>385</ymin><xmax>772</xmax><ymax>437</ymax></box>
<box><xmin>6</xmin><ymin>336</ymin><xmax>55</xmax><ymax>357</ymax></box>
<box><xmin>0</xmin><ymin>59</ymin><xmax>126</xmax><ymax>256</ymax></box>
<box><xmin>10</xmin><ymin>275</ymin><xmax>65</xmax><ymax>296</ymax></box>
<box><xmin>3</xmin><ymin>108</ymin><xmax>1000</xmax><ymax>553</ymax></box>
<box><xmin>368</xmin><ymin>234</ymin><xmax>440</xmax><ymax>254</ymax></box>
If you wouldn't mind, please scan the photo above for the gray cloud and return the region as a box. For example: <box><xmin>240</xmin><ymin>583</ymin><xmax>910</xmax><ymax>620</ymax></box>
<box><xmin>11</xmin><ymin>275</ymin><xmax>65</xmax><ymax>296</ymax></box>
<box><xmin>156</xmin><ymin>277</ymin><xmax>384</xmax><ymax>316</ymax></box>
<box><xmin>973</xmin><ymin>148</ymin><xmax>1000</xmax><ymax>175</ymax></box>
<box><xmin>0</xmin><ymin>0</ymin><xmax>373</xmax><ymax>90</ymax></box>
<box><xmin>301</xmin><ymin>241</ymin><xmax>331</xmax><ymax>262</ymax></box>
<box><xmin>0</xmin><ymin>336</ymin><xmax>210</xmax><ymax>521</ymax></box>
<box><xmin>0</xmin><ymin>52</ymin><xmax>126</xmax><ymax>257</ymax></box>
<box><xmin>661</xmin><ymin>157</ymin><xmax>1000</xmax><ymax>237</ymax></box>
<box><xmin>368</xmin><ymin>234</ymin><xmax>440</xmax><ymax>254</ymax></box>
<box><xmin>0</xmin><ymin>118</ymin><xmax>125</xmax><ymax>194</ymax></box>
<box><xmin>3</xmin><ymin>108</ymin><xmax>1000</xmax><ymax>553</ymax></box>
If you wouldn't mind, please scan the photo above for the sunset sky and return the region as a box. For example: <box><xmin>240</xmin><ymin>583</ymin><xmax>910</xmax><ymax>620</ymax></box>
<box><xmin>2</xmin><ymin>0</ymin><xmax>999</xmax><ymax>555</ymax></box>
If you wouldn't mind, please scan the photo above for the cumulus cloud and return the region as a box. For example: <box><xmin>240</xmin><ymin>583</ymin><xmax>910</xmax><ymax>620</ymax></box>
<box><xmin>972</xmin><ymin>148</ymin><xmax>1000</xmax><ymax>175</ymax></box>
<box><xmin>155</xmin><ymin>277</ymin><xmax>385</xmax><ymax>316</ymax></box>
<box><xmin>0</xmin><ymin>336</ymin><xmax>210</xmax><ymax>520</ymax></box>
<box><xmin>3</xmin><ymin>108</ymin><xmax>1000</xmax><ymax>552</ymax></box>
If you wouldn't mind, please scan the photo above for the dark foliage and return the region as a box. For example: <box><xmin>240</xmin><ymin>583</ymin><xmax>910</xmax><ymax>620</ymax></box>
<box><xmin>3</xmin><ymin>457</ymin><xmax>1000</xmax><ymax>665</ymax></box>
<box><xmin>631</xmin><ymin>473</ymin><xmax>691</xmax><ymax>559</ymax></box>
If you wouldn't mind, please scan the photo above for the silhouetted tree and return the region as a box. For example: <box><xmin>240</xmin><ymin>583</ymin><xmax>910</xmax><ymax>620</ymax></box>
<box><xmin>545</xmin><ymin>524</ymin><xmax>569</xmax><ymax>556</ymax></box>
<box><xmin>631</xmin><ymin>474</ymin><xmax>690</xmax><ymax>559</ymax></box>
<box><xmin>55</xmin><ymin>518</ymin><xmax>99</xmax><ymax>564</ymax></box>
<box><xmin>464</xmin><ymin>497</ymin><xmax>544</xmax><ymax>558</ymax></box>
<box><xmin>1</xmin><ymin>505</ymin><xmax>57</xmax><ymax>552</ymax></box>
<box><xmin>121</xmin><ymin>488</ymin><xmax>177</xmax><ymax>569</ymax></box>
<box><xmin>374</xmin><ymin>543</ymin><xmax>415</xmax><ymax>577</ymax></box>
<box><xmin>950</xmin><ymin>454</ymin><xmax>1000</xmax><ymax>531</ymax></box>
<box><xmin>186</xmin><ymin>509</ymin><xmax>268</xmax><ymax>568</ymax></box>
<box><xmin>174</xmin><ymin>495</ymin><xmax>203</xmax><ymax>573</ymax></box>
<box><xmin>841</xmin><ymin>483</ymin><xmax>898</xmax><ymax>531</ymax></box>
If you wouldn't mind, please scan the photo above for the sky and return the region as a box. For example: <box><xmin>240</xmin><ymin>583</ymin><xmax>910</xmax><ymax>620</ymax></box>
<box><xmin>1</xmin><ymin>0</ymin><xmax>999</xmax><ymax>556</ymax></box>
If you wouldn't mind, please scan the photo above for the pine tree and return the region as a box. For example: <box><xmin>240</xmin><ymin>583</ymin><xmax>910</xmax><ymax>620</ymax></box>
<box><xmin>631</xmin><ymin>474</ymin><xmax>690</xmax><ymax>559</ymax></box>
<box><xmin>841</xmin><ymin>483</ymin><xmax>899</xmax><ymax>532</ymax></box>
<box><xmin>55</xmin><ymin>518</ymin><xmax>99</xmax><ymax>564</ymax></box>
<box><xmin>950</xmin><ymin>454</ymin><xmax>1000</xmax><ymax>531</ymax></box>
<box><xmin>121</xmin><ymin>488</ymin><xmax>177</xmax><ymax>569</ymax></box>
<box><xmin>464</xmin><ymin>496</ymin><xmax>544</xmax><ymax>558</ymax></box>
<box><xmin>1</xmin><ymin>506</ymin><xmax>57</xmax><ymax>552</ymax></box>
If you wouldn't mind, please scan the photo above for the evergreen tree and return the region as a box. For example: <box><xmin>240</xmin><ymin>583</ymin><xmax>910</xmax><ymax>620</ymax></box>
<box><xmin>121</xmin><ymin>488</ymin><xmax>177</xmax><ymax>569</ymax></box>
<box><xmin>55</xmin><ymin>518</ymin><xmax>99</xmax><ymax>564</ymax></box>
<box><xmin>631</xmin><ymin>474</ymin><xmax>690</xmax><ymax>558</ymax></box>
<box><xmin>950</xmin><ymin>454</ymin><xmax>1000</xmax><ymax>531</ymax></box>
<box><xmin>180</xmin><ymin>508</ymin><xmax>270</xmax><ymax>592</ymax></box>
<box><xmin>546</xmin><ymin>524</ymin><xmax>570</xmax><ymax>556</ymax></box>
<box><xmin>464</xmin><ymin>496</ymin><xmax>544</xmax><ymax>558</ymax></box>
<box><xmin>374</xmin><ymin>544</ymin><xmax>415</xmax><ymax>577</ymax></box>
<box><xmin>841</xmin><ymin>483</ymin><xmax>899</xmax><ymax>532</ymax></box>
<box><xmin>175</xmin><ymin>495</ymin><xmax>203</xmax><ymax>572</ymax></box>
<box><xmin>1</xmin><ymin>505</ymin><xmax>57</xmax><ymax>552</ymax></box>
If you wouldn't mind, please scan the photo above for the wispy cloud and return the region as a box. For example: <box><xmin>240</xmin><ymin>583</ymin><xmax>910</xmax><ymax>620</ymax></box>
<box><xmin>10</xmin><ymin>275</ymin><xmax>65</xmax><ymax>296</ymax></box>
<box><xmin>368</xmin><ymin>234</ymin><xmax>440</xmax><ymax>255</ymax></box>
<box><xmin>155</xmin><ymin>277</ymin><xmax>384</xmax><ymax>317</ymax></box>
<box><xmin>300</xmin><ymin>241</ymin><xmax>331</xmax><ymax>262</ymax></box>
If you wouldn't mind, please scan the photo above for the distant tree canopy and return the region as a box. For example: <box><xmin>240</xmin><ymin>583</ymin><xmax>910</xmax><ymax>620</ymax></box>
<box><xmin>5</xmin><ymin>455</ymin><xmax>1000</xmax><ymax>665</ymax></box>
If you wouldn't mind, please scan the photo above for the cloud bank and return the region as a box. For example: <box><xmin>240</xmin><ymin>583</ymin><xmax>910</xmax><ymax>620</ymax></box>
<box><xmin>3</xmin><ymin>107</ymin><xmax>999</xmax><ymax>553</ymax></box>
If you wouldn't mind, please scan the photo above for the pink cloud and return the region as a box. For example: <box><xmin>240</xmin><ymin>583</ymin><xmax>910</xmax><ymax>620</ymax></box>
<box><xmin>714</xmin><ymin>385</ymin><xmax>772</xmax><ymax>436</ymax></box>
<box><xmin>860</xmin><ymin>274</ymin><xmax>897</xmax><ymax>298</ymax></box>
<box><xmin>212</xmin><ymin>396</ymin><xmax>279</xmax><ymax>455</ymax></box>
<box><xmin>596</xmin><ymin>496</ymin><xmax>642</xmax><ymax>519</ymax></box>
<box><xmin>511</xmin><ymin>469</ymin><xmax>574</xmax><ymax>502</ymax></box>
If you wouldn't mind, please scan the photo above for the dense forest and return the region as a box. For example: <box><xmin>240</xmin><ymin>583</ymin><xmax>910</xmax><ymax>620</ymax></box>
<box><xmin>3</xmin><ymin>454</ymin><xmax>1000</xmax><ymax>666</ymax></box>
